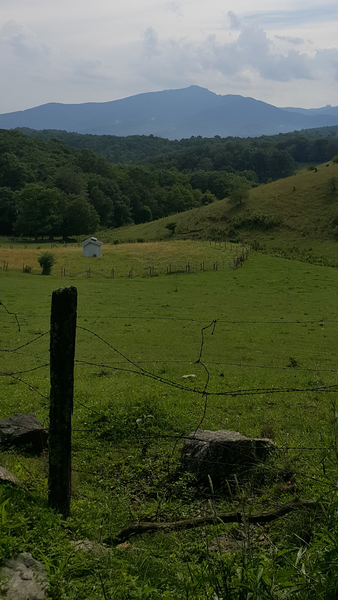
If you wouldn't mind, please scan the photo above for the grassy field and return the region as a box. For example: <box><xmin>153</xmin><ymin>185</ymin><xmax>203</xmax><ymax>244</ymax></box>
<box><xmin>0</xmin><ymin>239</ymin><xmax>241</xmax><ymax>278</ymax></box>
<box><xmin>1</xmin><ymin>241</ymin><xmax>338</xmax><ymax>598</ymax></box>
<box><xmin>98</xmin><ymin>162</ymin><xmax>338</xmax><ymax>268</ymax></box>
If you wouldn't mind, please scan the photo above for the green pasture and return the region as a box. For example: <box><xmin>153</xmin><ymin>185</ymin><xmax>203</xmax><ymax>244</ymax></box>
<box><xmin>100</xmin><ymin>162</ymin><xmax>338</xmax><ymax>269</ymax></box>
<box><xmin>1</xmin><ymin>248</ymin><xmax>338</xmax><ymax>598</ymax></box>
<box><xmin>0</xmin><ymin>239</ymin><xmax>237</xmax><ymax>278</ymax></box>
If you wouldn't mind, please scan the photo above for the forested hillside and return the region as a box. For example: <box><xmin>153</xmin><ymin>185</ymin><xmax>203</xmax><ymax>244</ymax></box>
<box><xmin>20</xmin><ymin>126</ymin><xmax>338</xmax><ymax>181</ymax></box>
<box><xmin>0</xmin><ymin>129</ymin><xmax>254</xmax><ymax>238</ymax></box>
<box><xmin>2</xmin><ymin>126</ymin><xmax>338</xmax><ymax>239</ymax></box>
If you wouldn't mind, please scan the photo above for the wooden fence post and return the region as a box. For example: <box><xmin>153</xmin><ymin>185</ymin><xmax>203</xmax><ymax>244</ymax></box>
<box><xmin>48</xmin><ymin>286</ymin><xmax>77</xmax><ymax>518</ymax></box>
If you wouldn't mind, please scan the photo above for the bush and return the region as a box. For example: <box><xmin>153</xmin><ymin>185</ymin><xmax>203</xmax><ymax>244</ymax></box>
<box><xmin>38</xmin><ymin>251</ymin><xmax>55</xmax><ymax>275</ymax></box>
<box><xmin>165</xmin><ymin>222</ymin><xmax>176</xmax><ymax>235</ymax></box>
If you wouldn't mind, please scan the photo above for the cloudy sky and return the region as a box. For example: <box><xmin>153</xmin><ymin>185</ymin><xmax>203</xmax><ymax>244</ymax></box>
<box><xmin>1</xmin><ymin>0</ymin><xmax>338</xmax><ymax>114</ymax></box>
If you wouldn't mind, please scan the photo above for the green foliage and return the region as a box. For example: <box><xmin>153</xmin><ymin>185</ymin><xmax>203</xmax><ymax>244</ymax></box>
<box><xmin>230</xmin><ymin>211</ymin><xmax>281</xmax><ymax>231</ymax></box>
<box><xmin>62</xmin><ymin>195</ymin><xmax>100</xmax><ymax>237</ymax></box>
<box><xmin>0</xmin><ymin>187</ymin><xmax>16</xmax><ymax>235</ymax></box>
<box><xmin>228</xmin><ymin>179</ymin><xmax>251</xmax><ymax>206</ymax></box>
<box><xmin>164</xmin><ymin>222</ymin><xmax>176</xmax><ymax>234</ymax></box>
<box><xmin>20</xmin><ymin>126</ymin><xmax>338</xmax><ymax>186</ymax></box>
<box><xmin>14</xmin><ymin>184</ymin><xmax>63</xmax><ymax>238</ymax></box>
<box><xmin>37</xmin><ymin>251</ymin><xmax>55</xmax><ymax>274</ymax></box>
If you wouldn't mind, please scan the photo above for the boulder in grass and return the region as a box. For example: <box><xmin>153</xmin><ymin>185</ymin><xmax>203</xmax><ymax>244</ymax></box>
<box><xmin>0</xmin><ymin>553</ymin><xmax>48</xmax><ymax>600</ymax></box>
<box><xmin>0</xmin><ymin>413</ymin><xmax>48</xmax><ymax>454</ymax></box>
<box><xmin>0</xmin><ymin>465</ymin><xmax>20</xmax><ymax>486</ymax></box>
<box><xmin>181</xmin><ymin>429</ymin><xmax>275</xmax><ymax>486</ymax></box>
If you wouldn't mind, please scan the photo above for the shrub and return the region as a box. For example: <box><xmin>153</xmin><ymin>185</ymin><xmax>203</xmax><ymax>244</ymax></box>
<box><xmin>165</xmin><ymin>222</ymin><xmax>177</xmax><ymax>235</ymax></box>
<box><xmin>38</xmin><ymin>251</ymin><xmax>55</xmax><ymax>275</ymax></box>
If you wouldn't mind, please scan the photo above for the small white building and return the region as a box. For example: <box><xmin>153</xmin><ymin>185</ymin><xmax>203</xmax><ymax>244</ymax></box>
<box><xmin>81</xmin><ymin>237</ymin><xmax>103</xmax><ymax>257</ymax></box>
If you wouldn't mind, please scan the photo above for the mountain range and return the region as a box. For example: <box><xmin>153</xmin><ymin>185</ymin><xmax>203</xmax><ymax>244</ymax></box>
<box><xmin>1</xmin><ymin>85</ymin><xmax>338</xmax><ymax>140</ymax></box>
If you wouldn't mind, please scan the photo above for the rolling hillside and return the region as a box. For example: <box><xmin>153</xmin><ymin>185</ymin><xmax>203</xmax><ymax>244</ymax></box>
<box><xmin>100</xmin><ymin>161</ymin><xmax>338</xmax><ymax>265</ymax></box>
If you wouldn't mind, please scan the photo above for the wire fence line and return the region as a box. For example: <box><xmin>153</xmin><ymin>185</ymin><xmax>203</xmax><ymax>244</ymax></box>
<box><xmin>1</xmin><ymin>313</ymin><xmax>337</xmax><ymax>395</ymax></box>
<box><xmin>1</xmin><ymin>241</ymin><xmax>251</xmax><ymax>280</ymax></box>
<box><xmin>3</xmin><ymin>308</ymin><xmax>335</xmax><ymax>325</ymax></box>
<box><xmin>1</xmin><ymin>300</ymin><xmax>336</xmax><ymax>452</ymax></box>
<box><xmin>0</xmin><ymin>308</ymin><xmax>335</xmax><ymax>507</ymax></box>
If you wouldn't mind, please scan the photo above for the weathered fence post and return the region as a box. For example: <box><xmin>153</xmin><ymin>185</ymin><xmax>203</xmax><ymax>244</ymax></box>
<box><xmin>49</xmin><ymin>286</ymin><xmax>77</xmax><ymax>518</ymax></box>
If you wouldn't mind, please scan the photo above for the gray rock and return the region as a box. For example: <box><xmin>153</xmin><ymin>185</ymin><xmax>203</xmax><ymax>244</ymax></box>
<box><xmin>0</xmin><ymin>465</ymin><xmax>20</xmax><ymax>486</ymax></box>
<box><xmin>0</xmin><ymin>414</ymin><xmax>48</xmax><ymax>454</ymax></box>
<box><xmin>181</xmin><ymin>429</ymin><xmax>275</xmax><ymax>486</ymax></box>
<box><xmin>70</xmin><ymin>539</ymin><xmax>110</xmax><ymax>556</ymax></box>
<box><xmin>0</xmin><ymin>553</ymin><xmax>48</xmax><ymax>600</ymax></box>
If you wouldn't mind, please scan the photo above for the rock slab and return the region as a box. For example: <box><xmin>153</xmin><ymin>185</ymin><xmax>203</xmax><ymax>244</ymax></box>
<box><xmin>0</xmin><ymin>553</ymin><xmax>48</xmax><ymax>600</ymax></box>
<box><xmin>0</xmin><ymin>466</ymin><xmax>20</xmax><ymax>486</ymax></box>
<box><xmin>0</xmin><ymin>414</ymin><xmax>48</xmax><ymax>454</ymax></box>
<box><xmin>181</xmin><ymin>429</ymin><xmax>275</xmax><ymax>485</ymax></box>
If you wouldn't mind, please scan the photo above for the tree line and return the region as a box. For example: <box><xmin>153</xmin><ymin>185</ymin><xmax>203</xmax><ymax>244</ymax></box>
<box><xmin>2</xmin><ymin>126</ymin><xmax>338</xmax><ymax>239</ymax></box>
<box><xmin>20</xmin><ymin>126</ymin><xmax>338</xmax><ymax>181</ymax></box>
<box><xmin>0</xmin><ymin>129</ymin><xmax>255</xmax><ymax>238</ymax></box>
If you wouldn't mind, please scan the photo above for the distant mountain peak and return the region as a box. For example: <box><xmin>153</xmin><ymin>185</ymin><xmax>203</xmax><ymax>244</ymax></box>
<box><xmin>0</xmin><ymin>86</ymin><xmax>338</xmax><ymax>139</ymax></box>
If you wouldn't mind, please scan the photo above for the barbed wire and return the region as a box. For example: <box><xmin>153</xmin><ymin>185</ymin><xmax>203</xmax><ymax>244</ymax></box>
<box><xmin>0</xmin><ymin>300</ymin><xmax>21</xmax><ymax>332</ymax></box>
<box><xmin>74</xmin><ymin>358</ymin><xmax>338</xmax><ymax>397</ymax></box>
<box><xmin>0</xmin><ymin>364</ymin><xmax>49</xmax><ymax>376</ymax></box>
<box><xmin>1</xmin><ymin>317</ymin><xmax>337</xmax><ymax>406</ymax></box>
<box><xmin>0</xmin><ymin>331</ymin><xmax>49</xmax><ymax>353</ymax></box>
<box><xmin>70</xmin><ymin>429</ymin><xmax>327</xmax><ymax>453</ymax></box>
<box><xmin>0</xmin><ymin>374</ymin><xmax>49</xmax><ymax>398</ymax></box>
<box><xmin>73</xmin><ymin>357</ymin><xmax>338</xmax><ymax>374</ymax></box>
<box><xmin>4</xmin><ymin>313</ymin><xmax>338</xmax><ymax>325</ymax></box>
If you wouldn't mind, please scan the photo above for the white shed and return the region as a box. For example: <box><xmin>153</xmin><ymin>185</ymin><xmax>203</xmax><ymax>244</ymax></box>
<box><xmin>81</xmin><ymin>237</ymin><xmax>103</xmax><ymax>257</ymax></box>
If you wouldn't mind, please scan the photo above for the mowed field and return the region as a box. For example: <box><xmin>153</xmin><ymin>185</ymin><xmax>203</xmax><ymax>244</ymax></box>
<box><xmin>1</xmin><ymin>241</ymin><xmax>338</xmax><ymax>598</ymax></box>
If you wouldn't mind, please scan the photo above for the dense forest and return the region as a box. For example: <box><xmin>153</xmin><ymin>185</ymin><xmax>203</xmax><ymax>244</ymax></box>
<box><xmin>1</xmin><ymin>126</ymin><xmax>338</xmax><ymax>239</ymax></box>
<box><xmin>20</xmin><ymin>125</ymin><xmax>338</xmax><ymax>177</ymax></box>
<box><xmin>0</xmin><ymin>129</ymin><xmax>254</xmax><ymax>238</ymax></box>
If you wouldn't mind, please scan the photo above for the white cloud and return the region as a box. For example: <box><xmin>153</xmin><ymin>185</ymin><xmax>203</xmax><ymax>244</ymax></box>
<box><xmin>275</xmin><ymin>35</ymin><xmax>304</xmax><ymax>45</ymax></box>
<box><xmin>143</xmin><ymin>27</ymin><xmax>160</xmax><ymax>57</ymax></box>
<box><xmin>166</xmin><ymin>2</ymin><xmax>183</xmax><ymax>17</ymax></box>
<box><xmin>227</xmin><ymin>11</ymin><xmax>241</xmax><ymax>30</ymax></box>
<box><xmin>0</xmin><ymin>20</ymin><xmax>50</xmax><ymax>62</ymax></box>
<box><xmin>0</xmin><ymin>1</ymin><xmax>338</xmax><ymax>112</ymax></box>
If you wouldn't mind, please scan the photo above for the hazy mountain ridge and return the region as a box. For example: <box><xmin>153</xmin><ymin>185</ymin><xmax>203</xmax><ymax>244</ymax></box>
<box><xmin>1</xmin><ymin>86</ymin><xmax>338</xmax><ymax>139</ymax></box>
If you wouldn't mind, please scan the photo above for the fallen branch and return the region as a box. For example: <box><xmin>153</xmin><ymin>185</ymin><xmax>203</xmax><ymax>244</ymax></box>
<box><xmin>109</xmin><ymin>500</ymin><xmax>318</xmax><ymax>545</ymax></box>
